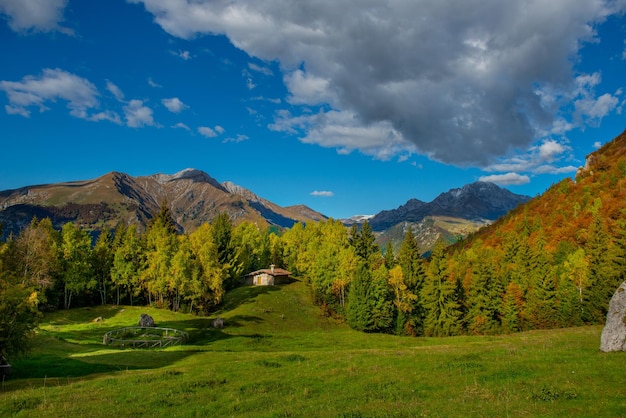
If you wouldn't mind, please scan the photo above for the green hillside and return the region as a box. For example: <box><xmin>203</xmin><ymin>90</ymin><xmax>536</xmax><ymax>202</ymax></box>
<box><xmin>1</xmin><ymin>280</ymin><xmax>625</xmax><ymax>417</ymax></box>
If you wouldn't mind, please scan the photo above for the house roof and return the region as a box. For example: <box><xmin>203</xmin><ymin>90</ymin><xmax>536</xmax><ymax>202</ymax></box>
<box><xmin>245</xmin><ymin>267</ymin><xmax>292</xmax><ymax>277</ymax></box>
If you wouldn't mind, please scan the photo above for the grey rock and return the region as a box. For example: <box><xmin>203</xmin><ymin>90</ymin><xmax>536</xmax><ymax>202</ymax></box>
<box><xmin>600</xmin><ymin>281</ymin><xmax>626</xmax><ymax>352</ymax></box>
<box><xmin>211</xmin><ymin>317</ymin><xmax>225</xmax><ymax>329</ymax></box>
<box><xmin>138</xmin><ymin>313</ymin><xmax>155</xmax><ymax>327</ymax></box>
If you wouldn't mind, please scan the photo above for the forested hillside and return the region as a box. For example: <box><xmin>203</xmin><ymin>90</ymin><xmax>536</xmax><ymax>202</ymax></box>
<box><xmin>2</xmin><ymin>131</ymin><xmax>626</xmax><ymax>361</ymax></box>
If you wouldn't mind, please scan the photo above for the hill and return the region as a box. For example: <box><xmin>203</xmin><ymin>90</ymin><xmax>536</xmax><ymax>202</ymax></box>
<box><xmin>0</xmin><ymin>168</ymin><xmax>327</xmax><ymax>237</ymax></box>
<box><xmin>1</xmin><ymin>281</ymin><xmax>623</xmax><ymax>416</ymax></box>
<box><xmin>454</xmin><ymin>129</ymin><xmax>626</xmax><ymax>253</ymax></box>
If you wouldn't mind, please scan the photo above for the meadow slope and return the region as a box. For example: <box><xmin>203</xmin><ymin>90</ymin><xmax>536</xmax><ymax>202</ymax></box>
<box><xmin>1</xmin><ymin>280</ymin><xmax>624</xmax><ymax>417</ymax></box>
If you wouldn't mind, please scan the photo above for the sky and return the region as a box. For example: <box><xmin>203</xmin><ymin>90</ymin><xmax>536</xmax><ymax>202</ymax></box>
<box><xmin>0</xmin><ymin>0</ymin><xmax>625</xmax><ymax>219</ymax></box>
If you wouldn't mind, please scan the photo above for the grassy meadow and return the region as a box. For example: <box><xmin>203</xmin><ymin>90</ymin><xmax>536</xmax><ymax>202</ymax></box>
<box><xmin>1</xmin><ymin>279</ymin><xmax>625</xmax><ymax>417</ymax></box>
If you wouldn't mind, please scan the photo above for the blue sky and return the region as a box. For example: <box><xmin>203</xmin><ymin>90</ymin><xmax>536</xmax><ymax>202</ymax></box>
<box><xmin>0</xmin><ymin>0</ymin><xmax>625</xmax><ymax>219</ymax></box>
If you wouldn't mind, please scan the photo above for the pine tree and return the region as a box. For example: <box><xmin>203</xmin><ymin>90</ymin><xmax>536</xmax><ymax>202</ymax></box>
<box><xmin>398</xmin><ymin>228</ymin><xmax>427</xmax><ymax>335</ymax></box>
<box><xmin>466</xmin><ymin>250</ymin><xmax>503</xmax><ymax>335</ymax></box>
<box><xmin>384</xmin><ymin>241</ymin><xmax>397</xmax><ymax>269</ymax></box>
<box><xmin>421</xmin><ymin>241</ymin><xmax>463</xmax><ymax>336</ymax></box>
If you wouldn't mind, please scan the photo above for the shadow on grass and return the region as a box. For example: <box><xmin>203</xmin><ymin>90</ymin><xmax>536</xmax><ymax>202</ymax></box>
<box><xmin>9</xmin><ymin>349</ymin><xmax>196</xmax><ymax>381</ymax></box>
<box><xmin>217</xmin><ymin>284</ymin><xmax>283</xmax><ymax>313</ymax></box>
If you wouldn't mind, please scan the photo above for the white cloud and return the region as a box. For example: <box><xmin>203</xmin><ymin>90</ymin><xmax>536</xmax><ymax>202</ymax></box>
<box><xmin>479</xmin><ymin>173</ymin><xmax>530</xmax><ymax>186</ymax></box>
<box><xmin>284</xmin><ymin>70</ymin><xmax>334</xmax><ymax>105</ymax></box>
<box><xmin>224</xmin><ymin>134</ymin><xmax>249</xmax><ymax>143</ymax></box>
<box><xmin>248</xmin><ymin>63</ymin><xmax>273</xmax><ymax>76</ymax></box>
<box><xmin>130</xmin><ymin>0</ymin><xmax>626</xmax><ymax>167</ymax></box>
<box><xmin>310</xmin><ymin>190</ymin><xmax>334</xmax><ymax>197</ymax></box>
<box><xmin>0</xmin><ymin>68</ymin><xmax>112</xmax><ymax>121</ymax></box>
<box><xmin>147</xmin><ymin>77</ymin><xmax>162</xmax><ymax>88</ymax></box>
<box><xmin>269</xmin><ymin>108</ymin><xmax>415</xmax><ymax>160</ymax></box>
<box><xmin>178</xmin><ymin>50</ymin><xmax>191</xmax><ymax>60</ymax></box>
<box><xmin>198</xmin><ymin>126</ymin><xmax>222</xmax><ymax>138</ymax></box>
<box><xmin>0</xmin><ymin>0</ymin><xmax>71</xmax><ymax>33</ymax></box>
<box><xmin>593</xmin><ymin>141</ymin><xmax>602</xmax><ymax>149</ymax></box>
<box><xmin>162</xmin><ymin>97</ymin><xmax>188</xmax><ymax>113</ymax></box>
<box><xmin>124</xmin><ymin>99</ymin><xmax>155</xmax><ymax>128</ymax></box>
<box><xmin>172</xmin><ymin>122</ymin><xmax>190</xmax><ymax>131</ymax></box>
<box><xmin>106</xmin><ymin>81</ymin><xmax>124</xmax><ymax>101</ymax></box>
<box><xmin>538</xmin><ymin>140</ymin><xmax>568</xmax><ymax>162</ymax></box>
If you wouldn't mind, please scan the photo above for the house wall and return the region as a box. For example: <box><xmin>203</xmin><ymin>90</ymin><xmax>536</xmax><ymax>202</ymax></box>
<box><xmin>253</xmin><ymin>273</ymin><xmax>275</xmax><ymax>286</ymax></box>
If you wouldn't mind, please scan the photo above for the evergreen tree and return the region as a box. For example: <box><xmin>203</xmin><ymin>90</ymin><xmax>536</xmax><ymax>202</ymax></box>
<box><xmin>585</xmin><ymin>212</ymin><xmax>620</xmax><ymax>322</ymax></box>
<box><xmin>349</xmin><ymin>221</ymin><xmax>379</xmax><ymax>263</ymax></box>
<box><xmin>398</xmin><ymin>228</ymin><xmax>426</xmax><ymax>336</ymax></box>
<box><xmin>384</xmin><ymin>241</ymin><xmax>397</xmax><ymax>269</ymax></box>
<box><xmin>421</xmin><ymin>241</ymin><xmax>463</xmax><ymax>336</ymax></box>
<box><xmin>346</xmin><ymin>262</ymin><xmax>393</xmax><ymax>332</ymax></box>
<box><xmin>466</xmin><ymin>250</ymin><xmax>503</xmax><ymax>335</ymax></box>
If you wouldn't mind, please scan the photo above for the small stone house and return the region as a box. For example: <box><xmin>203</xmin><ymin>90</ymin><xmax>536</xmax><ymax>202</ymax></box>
<box><xmin>245</xmin><ymin>265</ymin><xmax>292</xmax><ymax>286</ymax></box>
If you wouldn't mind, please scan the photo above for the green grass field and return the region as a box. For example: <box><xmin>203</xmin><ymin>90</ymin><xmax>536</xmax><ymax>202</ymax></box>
<box><xmin>1</xmin><ymin>279</ymin><xmax>625</xmax><ymax>417</ymax></box>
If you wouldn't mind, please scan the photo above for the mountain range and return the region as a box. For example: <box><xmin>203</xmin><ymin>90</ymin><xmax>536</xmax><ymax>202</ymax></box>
<box><xmin>0</xmin><ymin>168</ymin><xmax>530</xmax><ymax>251</ymax></box>
<box><xmin>0</xmin><ymin>168</ymin><xmax>326</xmax><ymax>237</ymax></box>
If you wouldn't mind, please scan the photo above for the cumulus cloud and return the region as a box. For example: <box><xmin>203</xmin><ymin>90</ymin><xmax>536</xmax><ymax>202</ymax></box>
<box><xmin>198</xmin><ymin>125</ymin><xmax>225</xmax><ymax>138</ymax></box>
<box><xmin>0</xmin><ymin>0</ymin><xmax>71</xmax><ymax>33</ymax></box>
<box><xmin>0</xmin><ymin>68</ymin><xmax>120</xmax><ymax>122</ymax></box>
<box><xmin>124</xmin><ymin>99</ymin><xmax>155</xmax><ymax>127</ymax></box>
<box><xmin>162</xmin><ymin>97</ymin><xmax>188</xmax><ymax>113</ymax></box>
<box><xmin>310</xmin><ymin>190</ymin><xmax>334</xmax><ymax>197</ymax></box>
<box><xmin>479</xmin><ymin>173</ymin><xmax>530</xmax><ymax>186</ymax></box>
<box><xmin>130</xmin><ymin>0</ymin><xmax>625</xmax><ymax>167</ymax></box>
<box><xmin>270</xmin><ymin>108</ymin><xmax>415</xmax><ymax>160</ymax></box>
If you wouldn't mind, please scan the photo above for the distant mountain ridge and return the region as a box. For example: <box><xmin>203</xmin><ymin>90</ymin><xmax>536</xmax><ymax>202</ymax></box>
<box><xmin>369</xmin><ymin>181</ymin><xmax>531</xmax><ymax>231</ymax></box>
<box><xmin>0</xmin><ymin>168</ymin><xmax>327</xmax><ymax>237</ymax></box>
<box><xmin>0</xmin><ymin>170</ymin><xmax>530</xmax><ymax>252</ymax></box>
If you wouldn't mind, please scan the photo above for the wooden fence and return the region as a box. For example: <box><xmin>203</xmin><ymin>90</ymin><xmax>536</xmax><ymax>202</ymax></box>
<box><xmin>103</xmin><ymin>327</ymin><xmax>189</xmax><ymax>349</ymax></box>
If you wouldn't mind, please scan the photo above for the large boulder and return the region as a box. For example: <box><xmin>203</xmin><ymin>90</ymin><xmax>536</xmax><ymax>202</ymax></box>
<box><xmin>600</xmin><ymin>281</ymin><xmax>626</xmax><ymax>352</ymax></box>
<box><xmin>138</xmin><ymin>313</ymin><xmax>156</xmax><ymax>327</ymax></box>
<box><xmin>211</xmin><ymin>317</ymin><xmax>225</xmax><ymax>329</ymax></box>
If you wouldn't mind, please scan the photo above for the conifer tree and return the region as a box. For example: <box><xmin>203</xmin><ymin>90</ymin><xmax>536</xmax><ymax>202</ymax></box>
<box><xmin>466</xmin><ymin>250</ymin><xmax>503</xmax><ymax>334</ymax></box>
<box><xmin>421</xmin><ymin>241</ymin><xmax>463</xmax><ymax>336</ymax></box>
<box><xmin>398</xmin><ymin>228</ymin><xmax>426</xmax><ymax>335</ymax></box>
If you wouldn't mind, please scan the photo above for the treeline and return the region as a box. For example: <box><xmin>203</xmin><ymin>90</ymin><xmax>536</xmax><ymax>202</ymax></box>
<box><xmin>1</xmin><ymin>201</ymin><xmax>623</xmax><ymax>347</ymax></box>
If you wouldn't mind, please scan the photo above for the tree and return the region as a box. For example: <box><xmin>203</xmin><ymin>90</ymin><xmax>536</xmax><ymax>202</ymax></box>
<box><xmin>561</xmin><ymin>248</ymin><xmax>589</xmax><ymax>313</ymax></box>
<box><xmin>59</xmin><ymin>223</ymin><xmax>95</xmax><ymax>310</ymax></box>
<box><xmin>384</xmin><ymin>241</ymin><xmax>397</xmax><ymax>269</ymax></box>
<box><xmin>111</xmin><ymin>225</ymin><xmax>144</xmax><ymax>305</ymax></box>
<box><xmin>92</xmin><ymin>229</ymin><xmax>114</xmax><ymax>305</ymax></box>
<box><xmin>398</xmin><ymin>229</ymin><xmax>427</xmax><ymax>335</ymax></box>
<box><xmin>188</xmin><ymin>223</ymin><xmax>227</xmax><ymax>313</ymax></box>
<box><xmin>0</xmin><ymin>241</ymin><xmax>40</xmax><ymax>361</ymax></box>
<box><xmin>143</xmin><ymin>209</ymin><xmax>179</xmax><ymax>307</ymax></box>
<box><xmin>421</xmin><ymin>241</ymin><xmax>463</xmax><ymax>337</ymax></box>
<box><xmin>346</xmin><ymin>262</ymin><xmax>393</xmax><ymax>332</ymax></box>
<box><xmin>349</xmin><ymin>221</ymin><xmax>379</xmax><ymax>263</ymax></box>
<box><xmin>387</xmin><ymin>265</ymin><xmax>418</xmax><ymax>334</ymax></box>
<box><xmin>13</xmin><ymin>217</ymin><xmax>59</xmax><ymax>291</ymax></box>
<box><xmin>465</xmin><ymin>249</ymin><xmax>503</xmax><ymax>335</ymax></box>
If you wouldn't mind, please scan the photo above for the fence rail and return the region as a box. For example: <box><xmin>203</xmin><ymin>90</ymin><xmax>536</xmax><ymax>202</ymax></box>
<box><xmin>103</xmin><ymin>327</ymin><xmax>189</xmax><ymax>349</ymax></box>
